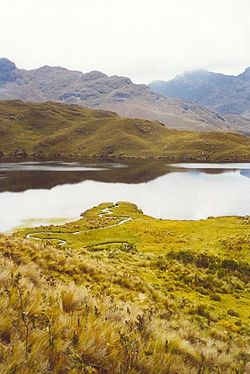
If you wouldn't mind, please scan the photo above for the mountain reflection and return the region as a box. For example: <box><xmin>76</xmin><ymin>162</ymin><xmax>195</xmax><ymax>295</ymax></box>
<box><xmin>240</xmin><ymin>169</ymin><xmax>250</xmax><ymax>179</ymax></box>
<box><xmin>0</xmin><ymin>161</ymin><xmax>250</xmax><ymax>193</ymax></box>
<box><xmin>0</xmin><ymin>162</ymin><xmax>250</xmax><ymax>232</ymax></box>
<box><xmin>0</xmin><ymin>161</ymin><xmax>172</xmax><ymax>192</ymax></box>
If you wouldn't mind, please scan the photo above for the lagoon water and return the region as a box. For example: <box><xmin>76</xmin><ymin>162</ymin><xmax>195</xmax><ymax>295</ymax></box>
<box><xmin>0</xmin><ymin>161</ymin><xmax>250</xmax><ymax>232</ymax></box>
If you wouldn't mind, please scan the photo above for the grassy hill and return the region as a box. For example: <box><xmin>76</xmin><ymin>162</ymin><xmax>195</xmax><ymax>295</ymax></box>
<box><xmin>0</xmin><ymin>202</ymin><xmax>249</xmax><ymax>373</ymax></box>
<box><xmin>0</xmin><ymin>100</ymin><xmax>250</xmax><ymax>162</ymax></box>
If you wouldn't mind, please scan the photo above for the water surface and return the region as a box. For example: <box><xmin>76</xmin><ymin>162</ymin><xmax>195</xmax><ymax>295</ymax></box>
<box><xmin>0</xmin><ymin>161</ymin><xmax>249</xmax><ymax>232</ymax></box>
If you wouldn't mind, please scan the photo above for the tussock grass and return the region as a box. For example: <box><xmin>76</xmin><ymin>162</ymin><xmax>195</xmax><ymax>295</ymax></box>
<box><xmin>0</xmin><ymin>202</ymin><xmax>249</xmax><ymax>373</ymax></box>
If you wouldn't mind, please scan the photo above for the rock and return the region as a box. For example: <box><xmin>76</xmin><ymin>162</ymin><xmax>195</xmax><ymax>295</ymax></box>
<box><xmin>100</xmin><ymin>145</ymin><xmax>115</xmax><ymax>158</ymax></box>
<box><xmin>14</xmin><ymin>148</ymin><xmax>27</xmax><ymax>159</ymax></box>
<box><xmin>135</xmin><ymin>122</ymin><xmax>151</xmax><ymax>134</ymax></box>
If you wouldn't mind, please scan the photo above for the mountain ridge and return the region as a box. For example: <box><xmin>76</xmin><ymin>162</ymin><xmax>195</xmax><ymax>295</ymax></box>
<box><xmin>149</xmin><ymin>67</ymin><xmax>250</xmax><ymax>121</ymax></box>
<box><xmin>0</xmin><ymin>58</ymin><xmax>237</xmax><ymax>133</ymax></box>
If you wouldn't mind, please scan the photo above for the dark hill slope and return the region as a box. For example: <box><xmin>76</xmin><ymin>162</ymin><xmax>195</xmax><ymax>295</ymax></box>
<box><xmin>0</xmin><ymin>100</ymin><xmax>250</xmax><ymax>162</ymax></box>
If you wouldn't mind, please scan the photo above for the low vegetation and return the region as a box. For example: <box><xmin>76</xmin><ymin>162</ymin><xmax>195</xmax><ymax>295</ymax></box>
<box><xmin>0</xmin><ymin>100</ymin><xmax>250</xmax><ymax>162</ymax></box>
<box><xmin>0</xmin><ymin>202</ymin><xmax>249</xmax><ymax>373</ymax></box>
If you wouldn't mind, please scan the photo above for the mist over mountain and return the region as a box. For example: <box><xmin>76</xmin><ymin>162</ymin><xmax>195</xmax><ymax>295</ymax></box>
<box><xmin>0</xmin><ymin>58</ymin><xmax>237</xmax><ymax>133</ymax></box>
<box><xmin>149</xmin><ymin>68</ymin><xmax>250</xmax><ymax>120</ymax></box>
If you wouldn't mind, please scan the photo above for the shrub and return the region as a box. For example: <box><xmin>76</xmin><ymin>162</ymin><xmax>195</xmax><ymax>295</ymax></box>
<box><xmin>61</xmin><ymin>284</ymin><xmax>85</xmax><ymax>313</ymax></box>
<box><xmin>227</xmin><ymin>309</ymin><xmax>240</xmax><ymax>318</ymax></box>
<box><xmin>210</xmin><ymin>294</ymin><xmax>222</xmax><ymax>302</ymax></box>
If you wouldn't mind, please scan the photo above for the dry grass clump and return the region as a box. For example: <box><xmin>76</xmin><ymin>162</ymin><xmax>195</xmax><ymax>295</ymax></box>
<box><xmin>0</xmin><ymin>235</ymin><xmax>249</xmax><ymax>373</ymax></box>
<box><xmin>0</xmin><ymin>252</ymin><xmax>178</xmax><ymax>373</ymax></box>
<box><xmin>1</xmin><ymin>200</ymin><xmax>250</xmax><ymax>374</ymax></box>
<box><xmin>60</xmin><ymin>283</ymin><xmax>86</xmax><ymax>313</ymax></box>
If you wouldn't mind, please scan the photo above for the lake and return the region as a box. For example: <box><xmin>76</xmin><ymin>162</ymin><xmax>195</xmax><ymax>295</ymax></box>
<box><xmin>0</xmin><ymin>161</ymin><xmax>250</xmax><ymax>232</ymax></box>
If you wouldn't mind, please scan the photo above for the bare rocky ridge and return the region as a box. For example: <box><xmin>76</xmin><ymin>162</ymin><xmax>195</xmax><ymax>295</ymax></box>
<box><xmin>0</xmin><ymin>58</ymin><xmax>235</xmax><ymax>132</ymax></box>
<box><xmin>149</xmin><ymin>68</ymin><xmax>250</xmax><ymax>134</ymax></box>
<box><xmin>0</xmin><ymin>58</ymin><xmax>21</xmax><ymax>84</ymax></box>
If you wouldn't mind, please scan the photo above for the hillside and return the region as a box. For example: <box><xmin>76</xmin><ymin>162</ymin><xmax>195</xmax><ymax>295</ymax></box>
<box><xmin>149</xmin><ymin>68</ymin><xmax>250</xmax><ymax>126</ymax></box>
<box><xmin>1</xmin><ymin>100</ymin><xmax>250</xmax><ymax>162</ymax></box>
<box><xmin>0</xmin><ymin>58</ymin><xmax>234</xmax><ymax>132</ymax></box>
<box><xmin>0</xmin><ymin>202</ymin><xmax>249</xmax><ymax>373</ymax></box>
<box><xmin>0</xmin><ymin>101</ymin><xmax>250</xmax><ymax>161</ymax></box>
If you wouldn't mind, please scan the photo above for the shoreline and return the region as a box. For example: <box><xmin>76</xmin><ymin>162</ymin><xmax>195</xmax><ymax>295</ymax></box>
<box><xmin>4</xmin><ymin>204</ymin><xmax>250</xmax><ymax>235</ymax></box>
<box><xmin>1</xmin><ymin>154</ymin><xmax>250</xmax><ymax>164</ymax></box>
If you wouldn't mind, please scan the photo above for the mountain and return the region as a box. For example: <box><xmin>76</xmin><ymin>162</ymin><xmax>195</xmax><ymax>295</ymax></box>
<box><xmin>0</xmin><ymin>58</ymin><xmax>235</xmax><ymax>132</ymax></box>
<box><xmin>149</xmin><ymin>68</ymin><xmax>250</xmax><ymax>121</ymax></box>
<box><xmin>0</xmin><ymin>100</ymin><xmax>250</xmax><ymax>162</ymax></box>
<box><xmin>0</xmin><ymin>58</ymin><xmax>21</xmax><ymax>84</ymax></box>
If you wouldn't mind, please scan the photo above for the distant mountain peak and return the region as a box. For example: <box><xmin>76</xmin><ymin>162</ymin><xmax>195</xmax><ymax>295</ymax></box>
<box><xmin>38</xmin><ymin>65</ymin><xmax>62</xmax><ymax>70</ymax></box>
<box><xmin>239</xmin><ymin>66</ymin><xmax>250</xmax><ymax>79</ymax></box>
<box><xmin>174</xmin><ymin>69</ymin><xmax>230</xmax><ymax>82</ymax></box>
<box><xmin>0</xmin><ymin>58</ymin><xmax>21</xmax><ymax>84</ymax></box>
<box><xmin>149</xmin><ymin>66</ymin><xmax>250</xmax><ymax>118</ymax></box>
<box><xmin>82</xmin><ymin>70</ymin><xmax>108</xmax><ymax>81</ymax></box>
<box><xmin>0</xmin><ymin>57</ymin><xmax>16</xmax><ymax>68</ymax></box>
<box><xmin>182</xmin><ymin>68</ymin><xmax>209</xmax><ymax>76</ymax></box>
<box><xmin>0</xmin><ymin>57</ymin><xmax>239</xmax><ymax>132</ymax></box>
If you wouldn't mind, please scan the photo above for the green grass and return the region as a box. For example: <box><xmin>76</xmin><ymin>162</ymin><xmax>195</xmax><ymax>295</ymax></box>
<box><xmin>0</xmin><ymin>202</ymin><xmax>248</xmax><ymax>373</ymax></box>
<box><xmin>0</xmin><ymin>100</ymin><xmax>250</xmax><ymax>162</ymax></box>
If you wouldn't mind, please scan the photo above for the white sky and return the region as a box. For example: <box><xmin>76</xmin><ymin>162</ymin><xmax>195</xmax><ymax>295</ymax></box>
<box><xmin>0</xmin><ymin>0</ymin><xmax>250</xmax><ymax>83</ymax></box>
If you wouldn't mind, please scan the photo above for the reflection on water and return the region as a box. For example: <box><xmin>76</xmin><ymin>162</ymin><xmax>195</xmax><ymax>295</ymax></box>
<box><xmin>241</xmin><ymin>169</ymin><xmax>250</xmax><ymax>179</ymax></box>
<box><xmin>0</xmin><ymin>162</ymin><xmax>111</xmax><ymax>172</ymax></box>
<box><xmin>171</xmin><ymin>163</ymin><xmax>250</xmax><ymax>170</ymax></box>
<box><xmin>0</xmin><ymin>161</ymin><xmax>172</xmax><ymax>192</ymax></box>
<box><xmin>0</xmin><ymin>162</ymin><xmax>250</xmax><ymax>231</ymax></box>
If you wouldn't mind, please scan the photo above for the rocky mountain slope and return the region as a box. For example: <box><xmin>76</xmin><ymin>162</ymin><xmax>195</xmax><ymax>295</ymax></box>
<box><xmin>0</xmin><ymin>58</ymin><xmax>234</xmax><ymax>132</ymax></box>
<box><xmin>149</xmin><ymin>68</ymin><xmax>250</xmax><ymax>119</ymax></box>
<box><xmin>0</xmin><ymin>100</ymin><xmax>250</xmax><ymax>162</ymax></box>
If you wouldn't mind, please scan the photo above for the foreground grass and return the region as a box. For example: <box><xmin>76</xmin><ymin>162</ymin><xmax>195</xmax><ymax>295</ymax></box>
<box><xmin>0</xmin><ymin>202</ymin><xmax>249</xmax><ymax>373</ymax></box>
<box><xmin>1</xmin><ymin>100</ymin><xmax>250</xmax><ymax>162</ymax></box>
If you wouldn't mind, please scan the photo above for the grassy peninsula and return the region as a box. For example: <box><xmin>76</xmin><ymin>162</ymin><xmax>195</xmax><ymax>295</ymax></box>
<box><xmin>0</xmin><ymin>202</ymin><xmax>249</xmax><ymax>373</ymax></box>
<box><xmin>0</xmin><ymin>100</ymin><xmax>250</xmax><ymax>162</ymax></box>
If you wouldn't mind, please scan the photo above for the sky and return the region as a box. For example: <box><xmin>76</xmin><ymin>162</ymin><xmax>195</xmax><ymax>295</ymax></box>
<box><xmin>0</xmin><ymin>0</ymin><xmax>250</xmax><ymax>83</ymax></box>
